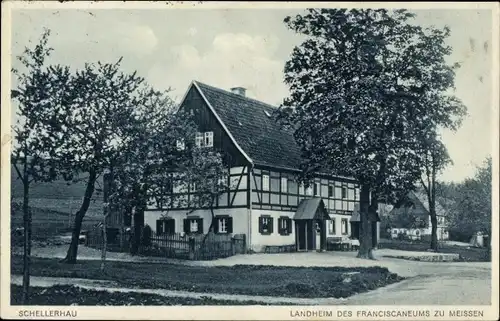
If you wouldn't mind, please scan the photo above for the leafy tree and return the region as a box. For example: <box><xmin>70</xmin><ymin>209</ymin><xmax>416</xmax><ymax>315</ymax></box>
<box><xmin>11</xmin><ymin>29</ymin><xmax>72</xmax><ymax>302</ymax></box>
<box><xmin>183</xmin><ymin>148</ymin><xmax>229</xmax><ymax>244</ymax></box>
<box><xmin>58</xmin><ymin>58</ymin><xmax>165</xmax><ymax>263</ymax></box>
<box><xmin>448</xmin><ymin>158</ymin><xmax>492</xmax><ymax>252</ymax></box>
<box><xmin>417</xmin><ymin>136</ymin><xmax>452</xmax><ymax>250</ymax></box>
<box><xmin>106</xmin><ymin>95</ymin><xmax>198</xmax><ymax>255</ymax></box>
<box><xmin>280</xmin><ymin>9</ymin><xmax>465</xmax><ymax>259</ymax></box>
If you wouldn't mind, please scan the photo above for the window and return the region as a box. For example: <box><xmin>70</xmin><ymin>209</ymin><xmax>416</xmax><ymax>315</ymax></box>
<box><xmin>176</xmin><ymin>139</ymin><xmax>185</xmax><ymax>151</ymax></box>
<box><xmin>156</xmin><ymin>218</ymin><xmax>175</xmax><ymax>235</ymax></box>
<box><xmin>215</xmin><ymin>216</ymin><xmax>233</xmax><ymax>234</ymax></box>
<box><xmin>204</xmin><ymin>131</ymin><xmax>213</xmax><ymax>147</ymax></box>
<box><xmin>184</xmin><ymin>218</ymin><xmax>203</xmax><ymax>234</ymax></box>
<box><xmin>306</xmin><ymin>186</ymin><xmax>313</xmax><ymax>196</ymax></box>
<box><xmin>328</xmin><ymin>219</ymin><xmax>336</xmax><ymax>235</ymax></box>
<box><xmin>341</xmin><ymin>218</ymin><xmax>348</xmax><ymax>235</ymax></box>
<box><xmin>299</xmin><ymin>184</ymin><xmax>305</xmax><ymax>195</ymax></box>
<box><xmin>190</xmin><ymin>220</ymin><xmax>198</xmax><ymax>233</ymax></box>
<box><xmin>328</xmin><ymin>186</ymin><xmax>334</xmax><ymax>198</ymax></box>
<box><xmin>278</xmin><ymin>216</ymin><xmax>292</xmax><ymax>235</ymax></box>
<box><xmin>313</xmin><ymin>182</ymin><xmax>320</xmax><ymax>196</ymax></box>
<box><xmin>262</xmin><ymin>174</ymin><xmax>270</xmax><ymax>191</ymax></box>
<box><xmin>190</xmin><ymin>182</ymin><xmax>197</xmax><ymax>193</ymax></box>
<box><xmin>195</xmin><ymin>132</ymin><xmax>204</xmax><ymax>148</ymax></box>
<box><xmin>259</xmin><ymin>215</ymin><xmax>273</xmax><ymax>235</ymax></box>
<box><xmin>281</xmin><ymin>177</ymin><xmax>288</xmax><ymax>193</ymax></box>
<box><xmin>341</xmin><ymin>187</ymin><xmax>347</xmax><ymax>199</ymax></box>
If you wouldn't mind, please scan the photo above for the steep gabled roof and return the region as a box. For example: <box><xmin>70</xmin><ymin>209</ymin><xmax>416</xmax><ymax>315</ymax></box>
<box><xmin>193</xmin><ymin>81</ymin><xmax>303</xmax><ymax>170</ymax></box>
<box><xmin>389</xmin><ymin>190</ymin><xmax>447</xmax><ymax>217</ymax></box>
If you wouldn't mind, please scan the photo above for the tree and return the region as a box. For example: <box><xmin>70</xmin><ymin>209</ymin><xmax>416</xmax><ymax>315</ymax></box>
<box><xmin>184</xmin><ymin>148</ymin><xmax>229</xmax><ymax>244</ymax></box>
<box><xmin>280</xmin><ymin>9</ymin><xmax>466</xmax><ymax>259</ymax></box>
<box><xmin>11</xmin><ymin>29</ymin><xmax>72</xmax><ymax>302</ymax></box>
<box><xmin>59</xmin><ymin>58</ymin><xmax>164</xmax><ymax>263</ymax></box>
<box><xmin>448</xmin><ymin>158</ymin><xmax>492</xmax><ymax>253</ymax></box>
<box><xmin>107</xmin><ymin>94</ymin><xmax>198</xmax><ymax>255</ymax></box>
<box><xmin>417</xmin><ymin>136</ymin><xmax>451</xmax><ymax>250</ymax></box>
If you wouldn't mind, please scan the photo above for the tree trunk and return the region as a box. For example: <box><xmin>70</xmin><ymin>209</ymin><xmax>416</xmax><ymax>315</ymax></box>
<box><xmin>132</xmin><ymin>201</ymin><xmax>145</xmax><ymax>255</ymax></box>
<box><xmin>101</xmin><ymin>215</ymin><xmax>107</xmax><ymax>272</ymax></box>
<box><xmin>22</xmin><ymin>175</ymin><xmax>31</xmax><ymax>304</ymax></box>
<box><xmin>429</xmin><ymin>190</ymin><xmax>439</xmax><ymax>251</ymax></box>
<box><xmin>200</xmin><ymin>197</ymin><xmax>216</xmax><ymax>247</ymax></box>
<box><xmin>61</xmin><ymin>169</ymin><xmax>98</xmax><ymax>263</ymax></box>
<box><xmin>357</xmin><ymin>184</ymin><xmax>375</xmax><ymax>259</ymax></box>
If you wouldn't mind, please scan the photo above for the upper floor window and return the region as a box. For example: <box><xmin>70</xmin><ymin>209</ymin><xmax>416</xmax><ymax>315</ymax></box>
<box><xmin>204</xmin><ymin>131</ymin><xmax>214</xmax><ymax>147</ymax></box>
<box><xmin>341</xmin><ymin>187</ymin><xmax>347</xmax><ymax>199</ymax></box>
<box><xmin>328</xmin><ymin>186</ymin><xmax>334</xmax><ymax>198</ymax></box>
<box><xmin>299</xmin><ymin>184</ymin><xmax>305</xmax><ymax>195</ymax></box>
<box><xmin>190</xmin><ymin>182</ymin><xmax>197</xmax><ymax>193</ymax></box>
<box><xmin>262</xmin><ymin>174</ymin><xmax>270</xmax><ymax>191</ymax></box>
<box><xmin>195</xmin><ymin>132</ymin><xmax>204</xmax><ymax>148</ymax></box>
<box><xmin>281</xmin><ymin>177</ymin><xmax>288</xmax><ymax>193</ymax></box>
<box><xmin>176</xmin><ymin>139</ymin><xmax>185</xmax><ymax>151</ymax></box>
<box><xmin>306</xmin><ymin>186</ymin><xmax>313</xmax><ymax>196</ymax></box>
<box><xmin>314</xmin><ymin>182</ymin><xmax>320</xmax><ymax>196</ymax></box>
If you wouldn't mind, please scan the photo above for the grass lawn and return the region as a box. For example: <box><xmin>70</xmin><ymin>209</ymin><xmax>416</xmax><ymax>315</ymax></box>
<box><xmin>11</xmin><ymin>285</ymin><xmax>281</xmax><ymax>306</ymax></box>
<box><xmin>378</xmin><ymin>239</ymin><xmax>489</xmax><ymax>262</ymax></box>
<box><xmin>11</xmin><ymin>256</ymin><xmax>403</xmax><ymax>299</ymax></box>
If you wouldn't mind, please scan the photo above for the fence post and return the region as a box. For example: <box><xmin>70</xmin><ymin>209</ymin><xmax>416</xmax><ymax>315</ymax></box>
<box><xmin>231</xmin><ymin>236</ymin><xmax>236</xmax><ymax>256</ymax></box>
<box><xmin>188</xmin><ymin>237</ymin><xmax>195</xmax><ymax>260</ymax></box>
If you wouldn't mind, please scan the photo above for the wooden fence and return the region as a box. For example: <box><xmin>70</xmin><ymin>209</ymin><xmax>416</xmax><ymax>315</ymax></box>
<box><xmin>85</xmin><ymin>228</ymin><xmax>247</xmax><ymax>261</ymax></box>
<box><xmin>139</xmin><ymin>231</ymin><xmax>247</xmax><ymax>260</ymax></box>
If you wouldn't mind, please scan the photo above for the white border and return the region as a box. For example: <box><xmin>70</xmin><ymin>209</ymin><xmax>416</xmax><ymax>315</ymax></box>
<box><xmin>1</xmin><ymin>1</ymin><xmax>498</xmax><ymax>320</ymax></box>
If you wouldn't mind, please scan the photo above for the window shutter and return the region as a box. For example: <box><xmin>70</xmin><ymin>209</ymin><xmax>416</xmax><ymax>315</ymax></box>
<box><xmin>287</xmin><ymin>218</ymin><xmax>292</xmax><ymax>235</ymax></box>
<box><xmin>278</xmin><ymin>217</ymin><xmax>284</xmax><ymax>235</ymax></box>
<box><xmin>213</xmin><ymin>217</ymin><xmax>220</xmax><ymax>234</ymax></box>
<box><xmin>269</xmin><ymin>217</ymin><xmax>274</xmax><ymax>234</ymax></box>
<box><xmin>227</xmin><ymin>217</ymin><xmax>233</xmax><ymax>233</ymax></box>
<box><xmin>197</xmin><ymin>218</ymin><xmax>204</xmax><ymax>234</ymax></box>
<box><xmin>258</xmin><ymin>217</ymin><xmax>263</xmax><ymax>233</ymax></box>
<box><xmin>156</xmin><ymin>220</ymin><xmax>162</xmax><ymax>235</ymax></box>
<box><xmin>183</xmin><ymin>219</ymin><xmax>189</xmax><ymax>234</ymax></box>
<box><xmin>167</xmin><ymin>219</ymin><xmax>175</xmax><ymax>234</ymax></box>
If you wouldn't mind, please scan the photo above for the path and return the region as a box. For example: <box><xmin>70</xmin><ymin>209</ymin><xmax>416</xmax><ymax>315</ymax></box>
<box><xmin>11</xmin><ymin>246</ymin><xmax>492</xmax><ymax>305</ymax></box>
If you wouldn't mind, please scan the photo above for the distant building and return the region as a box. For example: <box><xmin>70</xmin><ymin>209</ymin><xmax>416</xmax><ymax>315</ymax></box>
<box><xmin>387</xmin><ymin>190</ymin><xmax>449</xmax><ymax>241</ymax></box>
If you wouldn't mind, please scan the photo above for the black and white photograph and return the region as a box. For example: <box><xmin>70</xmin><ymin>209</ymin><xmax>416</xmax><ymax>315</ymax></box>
<box><xmin>1</xmin><ymin>1</ymin><xmax>498</xmax><ymax>320</ymax></box>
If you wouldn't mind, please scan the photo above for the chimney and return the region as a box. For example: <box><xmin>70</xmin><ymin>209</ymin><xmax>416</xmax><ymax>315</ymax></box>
<box><xmin>230</xmin><ymin>86</ymin><xmax>246</xmax><ymax>97</ymax></box>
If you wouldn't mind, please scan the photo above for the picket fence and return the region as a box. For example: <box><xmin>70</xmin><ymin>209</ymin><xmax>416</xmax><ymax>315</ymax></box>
<box><xmin>85</xmin><ymin>228</ymin><xmax>246</xmax><ymax>261</ymax></box>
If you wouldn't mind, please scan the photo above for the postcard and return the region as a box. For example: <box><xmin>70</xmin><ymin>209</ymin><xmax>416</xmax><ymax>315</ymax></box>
<box><xmin>1</xmin><ymin>1</ymin><xmax>498</xmax><ymax>320</ymax></box>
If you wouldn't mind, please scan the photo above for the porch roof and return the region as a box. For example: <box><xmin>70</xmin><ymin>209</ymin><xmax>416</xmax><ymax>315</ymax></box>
<box><xmin>294</xmin><ymin>198</ymin><xmax>330</xmax><ymax>220</ymax></box>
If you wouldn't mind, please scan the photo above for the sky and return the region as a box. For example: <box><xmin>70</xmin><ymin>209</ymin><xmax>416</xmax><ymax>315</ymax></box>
<box><xmin>10</xmin><ymin>6</ymin><xmax>495</xmax><ymax>183</ymax></box>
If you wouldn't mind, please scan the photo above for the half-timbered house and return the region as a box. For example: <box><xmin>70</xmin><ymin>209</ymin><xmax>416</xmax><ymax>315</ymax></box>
<box><xmin>144</xmin><ymin>81</ymin><xmax>380</xmax><ymax>252</ymax></box>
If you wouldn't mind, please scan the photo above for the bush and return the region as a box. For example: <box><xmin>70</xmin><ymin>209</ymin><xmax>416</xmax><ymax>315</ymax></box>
<box><xmin>141</xmin><ymin>225</ymin><xmax>152</xmax><ymax>247</ymax></box>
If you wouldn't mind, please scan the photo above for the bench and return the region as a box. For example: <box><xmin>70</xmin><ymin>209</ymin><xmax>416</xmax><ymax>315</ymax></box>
<box><xmin>327</xmin><ymin>237</ymin><xmax>358</xmax><ymax>251</ymax></box>
<box><xmin>264</xmin><ymin>244</ymin><xmax>296</xmax><ymax>253</ymax></box>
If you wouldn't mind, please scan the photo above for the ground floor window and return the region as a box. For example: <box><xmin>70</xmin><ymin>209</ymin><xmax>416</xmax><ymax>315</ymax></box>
<box><xmin>156</xmin><ymin>218</ymin><xmax>175</xmax><ymax>235</ymax></box>
<box><xmin>328</xmin><ymin>219</ymin><xmax>336</xmax><ymax>235</ymax></box>
<box><xmin>215</xmin><ymin>216</ymin><xmax>233</xmax><ymax>234</ymax></box>
<box><xmin>183</xmin><ymin>218</ymin><xmax>203</xmax><ymax>234</ymax></box>
<box><xmin>341</xmin><ymin>218</ymin><xmax>348</xmax><ymax>235</ymax></box>
<box><xmin>259</xmin><ymin>215</ymin><xmax>273</xmax><ymax>235</ymax></box>
<box><xmin>278</xmin><ymin>216</ymin><xmax>292</xmax><ymax>235</ymax></box>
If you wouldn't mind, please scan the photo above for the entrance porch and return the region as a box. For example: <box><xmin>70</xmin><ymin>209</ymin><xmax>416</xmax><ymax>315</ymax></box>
<box><xmin>293</xmin><ymin>198</ymin><xmax>330</xmax><ymax>251</ymax></box>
